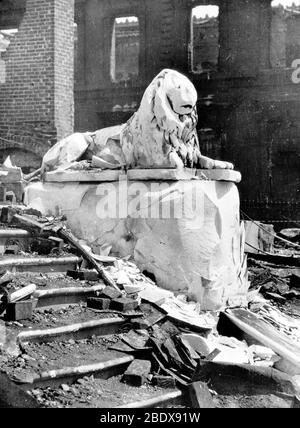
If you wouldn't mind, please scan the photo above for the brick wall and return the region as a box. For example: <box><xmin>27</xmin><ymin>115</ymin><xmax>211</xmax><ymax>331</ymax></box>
<box><xmin>0</xmin><ymin>0</ymin><xmax>74</xmax><ymax>168</ymax></box>
<box><xmin>54</xmin><ymin>0</ymin><xmax>75</xmax><ymax>139</ymax></box>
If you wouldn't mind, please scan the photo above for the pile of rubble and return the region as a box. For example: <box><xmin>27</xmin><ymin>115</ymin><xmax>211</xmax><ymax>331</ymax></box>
<box><xmin>0</xmin><ymin>198</ymin><xmax>300</xmax><ymax>407</ymax></box>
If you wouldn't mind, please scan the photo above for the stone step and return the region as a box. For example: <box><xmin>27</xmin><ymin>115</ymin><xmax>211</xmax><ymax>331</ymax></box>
<box><xmin>17</xmin><ymin>317</ymin><xmax>125</xmax><ymax>345</ymax></box>
<box><xmin>0</xmin><ymin>228</ymin><xmax>31</xmax><ymax>238</ymax></box>
<box><xmin>18</xmin><ymin>356</ymin><xmax>134</xmax><ymax>390</ymax></box>
<box><xmin>0</xmin><ymin>255</ymin><xmax>81</xmax><ymax>273</ymax></box>
<box><xmin>34</xmin><ymin>285</ymin><xmax>105</xmax><ymax>309</ymax></box>
<box><xmin>0</xmin><ymin>228</ymin><xmax>32</xmax><ymax>255</ymax></box>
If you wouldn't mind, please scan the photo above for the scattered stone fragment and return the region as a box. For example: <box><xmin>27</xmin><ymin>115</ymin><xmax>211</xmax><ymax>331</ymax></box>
<box><xmin>122</xmin><ymin>359</ymin><xmax>152</xmax><ymax>386</ymax></box>
<box><xmin>188</xmin><ymin>381</ymin><xmax>214</xmax><ymax>408</ymax></box>
<box><xmin>87</xmin><ymin>297</ymin><xmax>111</xmax><ymax>310</ymax></box>
<box><xmin>131</xmin><ymin>318</ymin><xmax>151</xmax><ymax>330</ymax></box>
<box><xmin>116</xmin><ymin>271</ymin><xmax>131</xmax><ymax>285</ymax></box>
<box><xmin>121</xmin><ymin>330</ymin><xmax>150</xmax><ymax>350</ymax></box>
<box><xmin>111</xmin><ymin>297</ymin><xmax>139</xmax><ymax>312</ymax></box>
<box><xmin>0</xmin><ymin>205</ymin><xmax>41</xmax><ymax>224</ymax></box>
<box><xmin>123</xmin><ymin>283</ymin><xmax>144</xmax><ymax>294</ymax></box>
<box><xmin>7</xmin><ymin>284</ymin><xmax>37</xmax><ymax>304</ymax></box>
<box><xmin>97</xmin><ymin>286</ymin><xmax>122</xmax><ymax>300</ymax></box>
<box><xmin>61</xmin><ymin>384</ymin><xmax>70</xmax><ymax>392</ymax></box>
<box><xmin>67</xmin><ymin>270</ymin><xmax>99</xmax><ymax>281</ymax></box>
<box><xmin>6</xmin><ymin>298</ymin><xmax>38</xmax><ymax>321</ymax></box>
<box><xmin>152</xmin><ymin>375</ymin><xmax>176</xmax><ymax>389</ymax></box>
<box><xmin>22</xmin><ymin>354</ymin><xmax>36</xmax><ymax>362</ymax></box>
<box><xmin>180</xmin><ymin>333</ymin><xmax>214</xmax><ymax>358</ymax></box>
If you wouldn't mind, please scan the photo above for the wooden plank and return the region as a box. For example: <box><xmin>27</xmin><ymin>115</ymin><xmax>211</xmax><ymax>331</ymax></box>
<box><xmin>17</xmin><ymin>317</ymin><xmax>125</xmax><ymax>344</ymax></box>
<box><xmin>57</xmin><ymin>229</ymin><xmax>120</xmax><ymax>292</ymax></box>
<box><xmin>248</xmin><ymin>252</ymin><xmax>300</xmax><ymax>267</ymax></box>
<box><xmin>224</xmin><ymin>309</ymin><xmax>300</xmax><ymax>370</ymax></box>
<box><xmin>12</xmin><ymin>214</ymin><xmax>120</xmax><ymax>291</ymax></box>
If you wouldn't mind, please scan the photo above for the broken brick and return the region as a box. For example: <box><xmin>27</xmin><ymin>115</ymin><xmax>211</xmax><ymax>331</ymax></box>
<box><xmin>122</xmin><ymin>359</ymin><xmax>152</xmax><ymax>386</ymax></box>
<box><xmin>87</xmin><ymin>297</ymin><xmax>110</xmax><ymax>310</ymax></box>
<box><xmin>0</xmin><ymin>205</ymin><xmax>41</xmax><ymax>224</ymax></box>
<box><xmin>131</xmin><ymin>318</ymin><xmax>151</xmax><ymax>330</ymax></box>
<box><xmin>67</xmin><ymin>270</ymin><xmax>99</xmax><ymax>281</ymax></box>
<box><xmin>98</xmin><ymin>286</ymin><xmax>122</xmax><ymax>300</ymax></box>
<box><xmin>5</xmin><ymin>298</ymin><xmax>38</xmax><ymax>321</ymax></box>
<box><xmin>110</xmin><ymin>297</ymin><xmax>139</xmax><ymax>312</ymax></box>
<box><xmin>152</xmin><ymin>375</ymin><xmax>176</xmax><ymax>389</ymax></box>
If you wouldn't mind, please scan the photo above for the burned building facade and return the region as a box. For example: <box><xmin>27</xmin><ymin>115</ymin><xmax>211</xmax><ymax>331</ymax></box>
<box><xmin>0</xmin><ymin>0</ymin><xmax>300</xmax><ymax>222</ymax></box>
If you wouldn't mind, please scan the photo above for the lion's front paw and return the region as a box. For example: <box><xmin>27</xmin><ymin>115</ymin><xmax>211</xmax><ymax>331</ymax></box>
<box><xmin>169</xmin><ymin>150</ymin><xmax>184</xmax><ymax>168</ymax></box>
<box><xmin>213</xmin><ymin>160</ymin><xmax>234</xmax><ymax>170</ymax></box>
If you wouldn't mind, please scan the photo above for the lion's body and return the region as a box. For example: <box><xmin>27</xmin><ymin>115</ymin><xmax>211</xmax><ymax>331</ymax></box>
<box><xmin>41</xmin><ymin>69</ymin><xmax>233</xmax><ymax>173</ymax></box>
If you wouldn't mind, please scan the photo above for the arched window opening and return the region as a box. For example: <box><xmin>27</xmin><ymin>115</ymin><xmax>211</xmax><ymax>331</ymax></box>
<box><xmin>190</xmin><ymin>5</ymin><xmax>219</xmax><ymax>74</ymax></box>
<box><xmin>270</xmin><ymin>0</ymin><xmax>300</xmax><ymax>68</ymax></box>
<box><xmin>0</xmin><ymin>28</ymin><xmax>18</xmax><ymax>83</ymax></box>
<box><xmin>110</xmin><ymin>16</ymin><xmax>140</xmax><ymax>83</ymax></box>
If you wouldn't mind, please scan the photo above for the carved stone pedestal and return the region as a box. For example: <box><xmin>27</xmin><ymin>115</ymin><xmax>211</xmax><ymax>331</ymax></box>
<box><xmin>25</xmin><ymin>169</ymin><xmax>247</xmax><ymax>310</ymax></box>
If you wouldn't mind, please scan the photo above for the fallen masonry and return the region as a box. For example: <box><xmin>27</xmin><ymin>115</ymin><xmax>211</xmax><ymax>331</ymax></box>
<box><xmin>0</xmin><ymin>205</ymin><xmax>299</xmax><ymax>407</ymax></box>
<box><xmin>0</xmin><ymin>177</ymin><xmax>300</xmax><ymax>407</ymax></box>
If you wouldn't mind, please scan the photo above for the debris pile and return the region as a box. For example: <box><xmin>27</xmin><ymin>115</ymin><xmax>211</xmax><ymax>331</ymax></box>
<box><xmin>0</xmin><ymin>157</ymin><xmax>24</xmax><ymax>204</ymax></box>
<box><xmin>0</xmin><ymin>203</ymin><xmax>300</xmax><ymax>407</ymax></box>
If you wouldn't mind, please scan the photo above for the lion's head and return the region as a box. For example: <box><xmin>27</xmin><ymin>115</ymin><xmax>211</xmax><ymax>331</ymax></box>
<box><xmin>120</xmin><ymin>69</ymin><xmax>201</xmax><ymax>169</ymax></box>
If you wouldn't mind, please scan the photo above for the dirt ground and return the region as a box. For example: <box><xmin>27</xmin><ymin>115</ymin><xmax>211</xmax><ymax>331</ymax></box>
<box><xmin>28</xmin><ymin>375</ymin><xmax>176</xmax><ymax>408</ymax></box>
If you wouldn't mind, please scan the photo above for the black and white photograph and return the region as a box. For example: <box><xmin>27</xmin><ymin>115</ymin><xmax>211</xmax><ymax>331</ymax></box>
<box><xmin>0</xmin><ymin>0</ymin><xmax>299</xmax><ymax>411</ymax></box>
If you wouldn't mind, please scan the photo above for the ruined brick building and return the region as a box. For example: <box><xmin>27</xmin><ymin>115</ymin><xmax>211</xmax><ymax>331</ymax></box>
<box><xmin>0</xmin><ymin>0</ymin><xmax>299</xmax><ymax>224</ymax></box>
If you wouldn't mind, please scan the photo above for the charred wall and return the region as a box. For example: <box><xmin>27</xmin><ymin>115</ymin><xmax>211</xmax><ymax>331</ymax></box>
<box><xmin>75</xmin><ymin>0</ymin><xmax>300</xmax><ymax>223</ymax></box>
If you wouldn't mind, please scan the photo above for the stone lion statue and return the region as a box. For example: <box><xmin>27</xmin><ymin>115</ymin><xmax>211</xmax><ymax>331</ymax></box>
<box><xmin>41</xmin><ymin>69</ymin><xmax>233</xmax><ymax>173</ymax></box>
